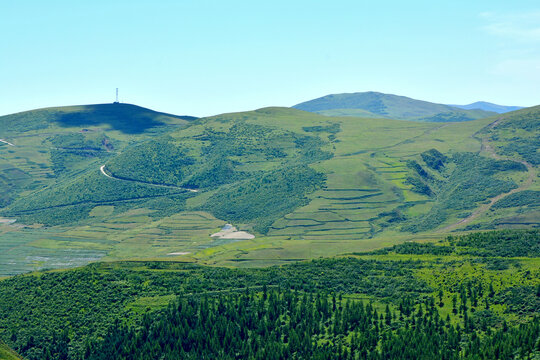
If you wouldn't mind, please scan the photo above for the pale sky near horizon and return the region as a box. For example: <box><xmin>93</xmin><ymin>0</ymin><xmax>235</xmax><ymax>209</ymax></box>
<box><xmin>1</xmin><ymin>0</ymin><xmax>539</xmax><ymax>117</ymax></box>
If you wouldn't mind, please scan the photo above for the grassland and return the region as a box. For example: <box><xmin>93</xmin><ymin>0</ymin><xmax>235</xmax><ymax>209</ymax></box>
<box><xmin>0</xmin><ymin>103</ymin><xmax>193</xmax><ymax>206</ymax></box>
<box><xmin>0</xmin><ymin>104</ymin><xmax>538</xmax><ymax>275</ymax></box>
<box><xmin>0</xmin><ymin>341</ymin><xmax>21</xmax><ymax>360</ymax></box>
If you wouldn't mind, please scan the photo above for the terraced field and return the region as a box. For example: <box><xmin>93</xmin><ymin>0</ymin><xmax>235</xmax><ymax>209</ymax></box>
<box><xmin>1</xmin><ymin>105</ymin><xmax>538</xmax><ymax>274</ymax></box>
<box><xmin>0</xmin><ymin>210</ymin><xmax>228</xmax><ymax>276</ymax></box>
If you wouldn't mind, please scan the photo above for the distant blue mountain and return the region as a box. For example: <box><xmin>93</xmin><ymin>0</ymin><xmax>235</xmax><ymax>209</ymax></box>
<box><xmin>449</xmin><ymin>101</ymin><xmax>523</xmax><ymax>114</ymax></box>
<box><xmin>292</xmin><ymin>92</ymin><xmax>496</xmax><ymax>122</ymax></box>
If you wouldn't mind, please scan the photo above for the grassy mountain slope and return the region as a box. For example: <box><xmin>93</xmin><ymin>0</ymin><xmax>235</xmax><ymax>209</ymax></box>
<box><xmin>0</xmin><ymin>105</ymin><xmax>537</xmax><ymax>274</ymax></box>
<box><xmin>459</xmin><ymin>106</ymin><xmax>540</xmax><ymax>230</ymax></box>
<box><xmin>0</xmin><ymin>103</ymin><xmax>194</xmax><ymax>207</ymax></box>
<box><xmin>293</xmin><ymin>91</ymin><xmax>496</xmax><ymax>121</ymax></box>
<box><xmin>4</xmin><ymin>108</ymin><xmax>333</xmax><ymax>233</ymax></box>
<box><xmin>450</xmin><ymin>101</ymin><xmax>523</xmax><ymax>114</ymax></box>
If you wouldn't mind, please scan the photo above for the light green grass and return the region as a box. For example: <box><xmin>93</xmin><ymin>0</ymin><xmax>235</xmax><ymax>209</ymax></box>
<box><xmin>0</xmin><ymin>341</ymin><xmax>21</xmax><ymax>360</ymax></box>
<box><xmin>1</xmin><ymin>105</ymin><xmax>537</xmax><ymax>273</ymax></box>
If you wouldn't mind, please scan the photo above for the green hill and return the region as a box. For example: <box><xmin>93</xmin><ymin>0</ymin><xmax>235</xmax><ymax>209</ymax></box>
<box><xmin>0</xmin><ymin>103</ymin><xmax>195</xmax><ymax>208</ymax></box>
<box><xmin>464</xmin><ymin>106</ymin><xmax>540</xmax><ymax>230</ymax></box>
<box><xmin>0</xmin><ymin>103</ymin><xmax>195</xmax><ymax>135</ymax></box>
<box><xmin>1</xmin><ymin>104</ymin><xmax>537</xmax><ymax>274</ymax></box>
<box><xmin>293</xmin><ymin>91</ymin><xmax>496</xmax><ymax>121</ymax></box>
<box><xmin>481</xmin><ymin>105</ymin><xmax>540</xmax><ymax>165</ymax></box>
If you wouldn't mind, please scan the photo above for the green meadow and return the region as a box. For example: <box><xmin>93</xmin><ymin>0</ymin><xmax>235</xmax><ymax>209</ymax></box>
<box><xmin>0</xmin><ymin>104</ymin><xmax>538</xmax><ymax>275</ymax></box>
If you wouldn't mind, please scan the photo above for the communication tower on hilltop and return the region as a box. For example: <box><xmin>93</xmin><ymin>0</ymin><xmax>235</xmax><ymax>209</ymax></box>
<box><xmin>114</xmin><ymin>88</ymin><xmax>119</xmax><ymax>104</ymax></box>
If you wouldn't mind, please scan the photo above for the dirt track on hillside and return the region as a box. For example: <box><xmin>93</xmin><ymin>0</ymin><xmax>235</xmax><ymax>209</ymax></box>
<box><xmin>99</xmin><ymin>165</ymin><xmax>198</xmax><ymax>193</ymax></box>
<box><xmin>438</xmin><ymin>123</ymin><xmax>535</xmax><ymax>233</ymax></box>
<box><xmin>0</xmin><ymin>139</ymin><xmax>14</xmax><ymax>146</ymax></box>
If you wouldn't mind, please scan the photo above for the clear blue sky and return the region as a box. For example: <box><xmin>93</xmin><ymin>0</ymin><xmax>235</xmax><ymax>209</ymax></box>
<box><xmin>1</xmin><ymin>0</ymin><xmax>539</xmax><ymax>117</ymax></box>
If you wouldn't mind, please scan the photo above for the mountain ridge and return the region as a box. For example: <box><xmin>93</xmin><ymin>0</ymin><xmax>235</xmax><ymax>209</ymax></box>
<box><xmin>293</xmin><ymin>91</ymin><xmax>497</xmax><ymax>122</ymax></box>
<box><xmin>449</xmin><ymin>101</ymin><xmax>523</xmax><ymax>114</ymax></box>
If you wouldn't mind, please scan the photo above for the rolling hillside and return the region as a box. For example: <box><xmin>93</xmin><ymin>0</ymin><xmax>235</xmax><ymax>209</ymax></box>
<box><xmin>0</xmin><ymin>103</ymin><xmax>195</xmax><ymax>207</ymax></box>
<box><xmin>293</xmin><ymin>91</ymin><xmax>496</xmax><ymax>121</ymax></box>
<box><xmin>0</xmin><ymin>104</ymin><xmax>537</xmax><ymax>274</ymax></box>
<box><xmin>467</xmin><ymin>105</ymin><xmax>540</xmax><ymax>230</ymax></box>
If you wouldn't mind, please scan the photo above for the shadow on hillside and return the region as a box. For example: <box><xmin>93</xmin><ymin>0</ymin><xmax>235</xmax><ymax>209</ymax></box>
<box><xmin>55</xmin><ymin>104</ymin><xmax>168</xmax><ymax>134</ymax></box>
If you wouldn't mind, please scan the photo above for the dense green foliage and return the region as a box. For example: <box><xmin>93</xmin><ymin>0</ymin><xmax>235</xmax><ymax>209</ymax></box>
<box><xmin>492</xmin><ymin>107</ymin><xmax>539</xmax><ymax>131</ymax></box>
<box><xmin>449</xmin><ymin>230</ymin><xmax>540</xmax><ymax>258</ymax></box>
<box><xmin>183</xmin><ymin>123</ymin><xmax>310</xmax><ymax>189</ymax></box>
<box><xmin>184</xmin><ymin>122</ymin><xmax>332</xmax><ymax>189</ymax></box>
<box><xmin>49</xmin><ymin>149</ymin><xmax>107</xmax><ymax>177</ymax></box>
<box><xmin>204</xmin><ymin>165</ymin><xmax>326</xmax><ymax>233</ymax></box>
<box><xmin>0</xmin><ymin>258</ymin><xmax>430</xmax><ymax>359</ymax></box>
<box><xmin>7</xmin><ymin>119</ymin><xmax>332</xmax><ymax>230</ymax></box>
<box><xmin>0</xmin><ymin>103</ymin><xmax>195</xmax><ymax>223</ymax></box>
<box><xmin>494</xmin><ymin>286</ymin><xmax>540</xmax><ymax>316</ymax></box>
<box><xmin>3</xmin><ymin>170</ymin><xmax>188</xmax><ymax>225</ymax></box>
<box><xmin>501</xmin><ymin>138</ymin><xmax>540</xmax><ymax>165</ymax></box>
<box><xmin>1</xmin><ymin>229</ymin><xmax>538</xmax><ymax>359</ymax></box>
<box><xmin>371</xmin><ymin>230</ymin><xmax>540</xmax><ymax>258</ymax></box>
<box><xmin>421</xmin><ymin>148</ymin><xmax>447</xmax><ymax>170</ymax></box>
<box><xmin>106</xmin><ymin>140</ymin><xmax>194</xmax><ymax>186</ymax></box>
<box><xmin>12</xmin><ymin>204</ymin><xmax>95</xmax><ymax>226</ymax></box>
<box><xmin>492</xmin><ymin>190</ymin><xmax>540</xmax><ymax>209</ymax></box>
<box><xmin>302</xmin><ymin>123</ymin><xmax>341</xmax><ymax>134</ymax></box>
<box><xmin>373</xmin><ymin>242</ymin><xmax>454</xmax><ymax>256</ymax></box>
<box><xmin>48</xmin><ymin>133</ymin><xmax>113</xmax><ymax>151</ymax></box>
<box><xmin>419</xmin><ymin>111</ymin><xmax>496</xmax><ymax>123</ymax></box>
<box><xmin>47</xmin><ymin>133</ymin><xmax>114</xmax><ymax>176</ymax></box>
<box><xmin>87</xmin><ymin>290</ymin><xmax>539</xmax><ymax>360</ymax></box>
<box><xmin>0</xmin><ymin>101</ymin><xmax>538</xmax><ymax>306</ymax></box>
<box><xmin>40</xmin><ymin>120</ymin><xmax>331</xmax><ymax>232</ymax></box>
<box><xmin>8</xmin><ymin>171</ymin><xmax>183</xmax><ymax>211</ymax></box>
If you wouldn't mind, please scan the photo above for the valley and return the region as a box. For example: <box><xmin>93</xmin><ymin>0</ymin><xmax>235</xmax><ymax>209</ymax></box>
<box><xmin>0</xmin><ymin>230</ymin><xmax>538</xmax><ymax>359</ymax></box>
<box><xmin>0</xmin><ymin>104</ymin><xmax>538</xmax><ymax>274</ymax></box>
<box><xmin>3</xmin><ymin>1</ymin><xmax>539</xmax><ymax>358</ymax></box>
<box><xmin>0</xmin><ymin>99</ymin><xmax>538</xmax><ymax>359</ymax></box>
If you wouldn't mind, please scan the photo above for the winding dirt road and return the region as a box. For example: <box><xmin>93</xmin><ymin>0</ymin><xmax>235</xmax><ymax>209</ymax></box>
<box><xmin>0</xmin><ymin>139</ymin><xmax>14</xmax><ymax>146</ymax></box>
<box><xmin>99</xmin><ymin>165</ymin><xmax>198</xmax><ymax>193</ymax></box>
<box><xmin>438</xmin><ymin>133</ymin><xmax>536</xmax><ymax>233</ymax></box>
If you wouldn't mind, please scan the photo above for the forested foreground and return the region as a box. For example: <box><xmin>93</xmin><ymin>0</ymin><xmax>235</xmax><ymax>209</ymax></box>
<box><xmin>87</xmin><ymin>289</ymin><xmax>539</xmax><ymax>360</ymax></box>
<box><xmin>0</xmin><ymin>230</ymin><xmax>538</xmax><ymax>359</ymax></box>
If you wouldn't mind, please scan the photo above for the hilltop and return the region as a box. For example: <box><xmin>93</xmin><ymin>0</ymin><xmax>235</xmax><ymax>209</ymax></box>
<box><xmin>0</xmin><ymin>103</ymin><xmax>195</xmax><ymax>207</ymax></box>
<box><xmin>0</xmin><ymin>103</ymin><xmax>196</xmax><ymax>135</ymax></box>
<box><xmin>293</xmin><ymin>91</ymin><xmax>496</xmax><ymax>121</ymax></box>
